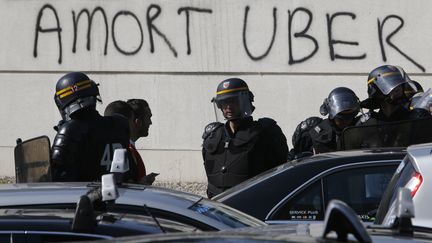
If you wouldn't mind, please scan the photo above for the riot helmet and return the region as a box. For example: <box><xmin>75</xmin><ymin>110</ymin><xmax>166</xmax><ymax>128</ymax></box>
<box><xmin>410</xmin><ymin>88</ymin><xmax>432</xmax><ymax>113</ymax></box>
<box><xmin>362</xmin><ymin>65</ymin><xmax>411</xmax><ymax>109</ymax></box>
<box><xmin>54</xmin><ymin>72</ymin><xmax>100</xmax><ymax>118</ymax></box>
<box><xmin>320</xmin><ymin>87</ymin><xmax>360</xmax><ymax>120</ymax></box>
<box><xmin>404</xmin><ymin>80</ymin><xmax>423</xmax><ymax>99</ymax></box>
<box><xmin>212</xmin><ymin>78</ymin><xmax>254</xmax><ymax>121</ymax></box>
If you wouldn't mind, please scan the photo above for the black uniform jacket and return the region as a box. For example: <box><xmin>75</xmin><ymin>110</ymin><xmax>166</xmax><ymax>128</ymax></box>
<box><xmin>202</xmin><ymin>117</ymin><xmax>288</xmax><ymax>198</ymax></box>
<box><xmin>51</xmin><ymin>109</ymin><xmax>135</xmax><ymax>182</ymax></box>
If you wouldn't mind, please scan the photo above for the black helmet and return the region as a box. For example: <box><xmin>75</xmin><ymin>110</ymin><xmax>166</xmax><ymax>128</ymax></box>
<box><xmin>362</xmin><ymin>65</ymin><xmax>410</xmax><ymax>109</ymax></box>
<box><xmin>212</xmin><ymin>78</ymin><xmax>254</xmax><ymax>121</ymax></box>
<box><xmin>320</xmin><ymin>87</ymin><xmax>360</xmax><ymax>120</ymax></box>
<box><xmin>404</xmin><ymin>80</ymin><xmax>423</xmax><ymax>99</ymax></box>
<box><xmin>54</xmin><ymin>72</ymin><xmax>100</xmax><ymax>117</ymax></box>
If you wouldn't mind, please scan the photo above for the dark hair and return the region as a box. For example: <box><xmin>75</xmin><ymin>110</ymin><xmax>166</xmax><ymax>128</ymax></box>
<box><xmin>104</xmin><ymin>100</ymin><xmax>134</xmax><ymax>119</ymax></box>
<box><xmin>126</xmin><ymin>99</ymin><xmax>150</xmax><ymax>118</ymax></box>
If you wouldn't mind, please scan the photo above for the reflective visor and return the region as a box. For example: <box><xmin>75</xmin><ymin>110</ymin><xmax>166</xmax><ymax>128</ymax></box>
<box><xmin>369</xmin><ymin>71</ymin><xmax>409</xmax><ymax>95</ymax></box>
<box><xmin>327</xmin><ymin>93</ymin><xmax>360</xmax><ymax>119</ymax></box>
<box><xmin>411</xmin><ymin>88</ymin><xmax>432</xmax><ymax>110</ymax></box>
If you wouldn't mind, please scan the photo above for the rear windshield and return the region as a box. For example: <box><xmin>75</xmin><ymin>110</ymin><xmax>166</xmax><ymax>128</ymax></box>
<box><xmin>375</xmin><ymin>156</ymin><xmax>417</xmax><ymax>224</ymax></box>
<box><xmin>189</xmin><ymin>199</ymin><xmax>266</xmax><ymax>228</ymax></box>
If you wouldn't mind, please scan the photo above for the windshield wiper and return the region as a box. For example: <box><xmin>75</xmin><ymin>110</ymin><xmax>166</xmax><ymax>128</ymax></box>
<box><xmin>143</xmin><ymin>204</ymin><xmax>166</xmax><ymax>233</ymax></box>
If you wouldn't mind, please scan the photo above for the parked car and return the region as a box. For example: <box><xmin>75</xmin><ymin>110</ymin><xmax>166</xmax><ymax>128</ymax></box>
<box><xmin>0</xmin><ymin>174</ymin><xmax>198</xmax><ymax>242</ymax></box>
<box><xmin>0</xmin><ymin>181</ymin><xmax>265</xmax><ymax>231</ymax></box>
<box><xmin>0</xmin><ymin>208</ymin><xmax>197</xmax><ymax>242</ymax></box>
<box><xmin>375</xmin><ymin>142</ymin><xmax>432</xmax><ymax>228</ymax></box>
<box><xmin>214</xmin><ymin>148</ymin><xmax>406</xmax><ymax>224</ymax></box>
<box><xmin>6</xmin><ymin>138</ymin><xmax>266</xmax><ymax>233</ymax></box>
<box><xmin>72</xmin><ymin>198</ymin><xmax>432</xmax><ymax>243</ymax></box>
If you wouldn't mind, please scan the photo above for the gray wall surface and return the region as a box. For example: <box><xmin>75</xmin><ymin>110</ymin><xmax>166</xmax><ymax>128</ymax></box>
<box><xmin>0</xmin><ymin>0</ymin><xmax>430</xmax><ymax>182</ymax></box>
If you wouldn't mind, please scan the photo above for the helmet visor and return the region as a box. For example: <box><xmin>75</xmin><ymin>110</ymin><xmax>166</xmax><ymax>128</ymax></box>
<box><xmin>411</xmin><ymin>88</ymin><xmax>432</xmax><ymax>112</ymax></box>
<box><xmin>327</xmin><ymin>93</ymin><xmax>360</xmax><ymax>119</ymax></box>
<box><xmin>212</xmin><ymin>92</ymin><xmax>253</xmax><ymax>121</ymax></box>
<box><xmin>372</xmin><ymin>70</ymin><xmax>410</xmax><ymax>95</ymax></box>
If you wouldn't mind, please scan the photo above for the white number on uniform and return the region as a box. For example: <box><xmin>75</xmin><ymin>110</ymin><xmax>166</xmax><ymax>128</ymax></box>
<box><xmin>100</xmin><ymin>143</ymin><xmax>123</xmax><ymax>170</ymax></box>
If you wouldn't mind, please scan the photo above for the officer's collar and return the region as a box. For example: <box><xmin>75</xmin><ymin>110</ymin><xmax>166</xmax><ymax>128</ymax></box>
<box><xmin>225</xmin><ymin>116</ymin><xmax>253</xmax><ymax>135</ymax></box>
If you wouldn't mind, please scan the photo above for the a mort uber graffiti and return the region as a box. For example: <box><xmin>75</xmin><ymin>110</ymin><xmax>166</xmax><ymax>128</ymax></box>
<box><xmin>33</xmin><ymin>4</ymin><xmax>213</xmax><ymax>64</ymax></box>
<box><xmin>32</xmin><ymin>1</ymin><xmax>425</xmax><ymax>72</ymax></box>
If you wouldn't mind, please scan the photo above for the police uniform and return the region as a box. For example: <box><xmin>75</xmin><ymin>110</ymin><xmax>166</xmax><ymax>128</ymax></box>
<box><xmin>202</xmin><ymin>117</ymin><xmax>288</xmax><ymax>198</ymax></box>
<box><xmin>289</xmin><ymin>117</ymin><xmax>323</xmax><ymax>159</ymax></box>
<box><xmin>51</xmin><ymin>109</ymin><xmax>135</xmax><ymax>182</ymax></box>
<box><xmin>51</xmin><ymin>72</ymin><xmax>137</xmax><ymax>182</ymax></box>
<box><xmin>309</xmin><ymin>87</ymin><xmax>362</xmax><ymax>154</ymax></box>
<box><xmin>309</xmin><ymin>119</ymin><xmax>340</xmax><ymax>154</ymax></box>
<box><xmin>360</xmin><ymin>65</ymin><xmax>431</xmax><ymax>125</ymax></box>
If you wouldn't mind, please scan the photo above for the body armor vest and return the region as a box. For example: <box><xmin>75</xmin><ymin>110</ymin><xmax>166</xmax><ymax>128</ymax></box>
<box><xmin>51</xmin><ymin>109</ymin><xmax>134</xmax><ymax>182</ymax></box>
<box><xmin>203</xmin><ymin>118</ymin><xmax>280</xmax><ymax>196</ymax></box>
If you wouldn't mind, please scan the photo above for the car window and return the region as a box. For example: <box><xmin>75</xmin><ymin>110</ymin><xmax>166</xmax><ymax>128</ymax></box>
<box><xmin>323</xmin><ymin>165</ymin><xmax>395</xmax><ymax>222</ymax></box>
<box><xmin>0</xmin><ymin>233</ymin><xmax>11</xmax><ymax>243</ymax></box>
<box><xmin>375</xmin><ymin>157</ymin><xmax>416</xmax><ymax>224</ymax></box>
<box><xmin>12</xmin><ymin>233</ymin><xmax>107</xmax><ymax>242</ymax></box>
<box><xmin>189</xmin><ymin>199</ymin><xmax>266</xmax><ymax>228</ymax></box>
<box><xmin>271</xmin><ymin>180</ymin><xmax>324</xmax><ymax>221</ymax></box>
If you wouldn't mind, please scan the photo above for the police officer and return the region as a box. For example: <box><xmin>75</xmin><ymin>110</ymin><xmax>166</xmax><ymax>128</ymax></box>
<box><xmin>51</xmin><ymin>72</ymin><xmax>132</xmax><ymax>182</ymax></box>
<box><xmin>409</xmin><ymin>88</ymin><xmax>432</xmax><ymax>118</ymax></box>
<box><xmin>289</xmin><ymin>116</ymin><xmax>323</xmax><ymax>159</ymax></box>
<box><xmin>309</xmin><ymin>87</ymin><xmax>361</xmax><ymax>154</ymax></box>
<box><xmin>202</xmin><ymin>78</ymin><xmax>288</xmax><ymax>198</ymax></box>
<box><xmin>360</xmin><ymin>65</ymin><xmax>425</xmax><ymax>124</ymax></box>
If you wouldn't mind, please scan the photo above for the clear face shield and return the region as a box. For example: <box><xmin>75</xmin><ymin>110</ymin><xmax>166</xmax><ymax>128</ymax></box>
<box><xmin>411</xmin><ymin>88</ymin><xmax>432</xmax><ymax>113</ymax></box>
<box><xmin>373</xmin><ymin>67</ymin><xmax>410</xmax><ymax>96</ymax></box>
<box><xmin>326</xmin><ymin>93</ymin><xmax>360</xmax><ymax>120</ymax></box>
<box><xmin>212</xmin><ymin>91</ymin><xmax>253</xmax><ymax>122</ymax></box>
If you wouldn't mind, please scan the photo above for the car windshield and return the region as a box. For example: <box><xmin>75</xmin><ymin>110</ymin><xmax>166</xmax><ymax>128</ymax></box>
<box><xmin>374</xmin><ymin>156</ymin><xmax>417</xmax><ymax>224</ymax></box>
<box><xmin>188</xmin><ymin>198</ymin><xmax>266</xmax><ymax>228</ymax></box>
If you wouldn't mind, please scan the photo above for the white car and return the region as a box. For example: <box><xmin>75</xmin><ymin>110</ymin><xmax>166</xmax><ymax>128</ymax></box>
<box><xmin>375</xmin><ymin>142</ymin><xmax>432</xmax><ymax>227</ymax></box>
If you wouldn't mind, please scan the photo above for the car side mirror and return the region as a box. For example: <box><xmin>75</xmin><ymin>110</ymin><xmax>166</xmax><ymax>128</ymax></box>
<box><xmin>14</xmin><ymin>136</ymin><xmax>51</xmax><ymax>183</ymax></box>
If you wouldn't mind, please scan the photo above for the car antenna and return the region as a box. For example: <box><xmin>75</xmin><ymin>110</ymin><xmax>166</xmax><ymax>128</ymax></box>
<box><xmin>72</xmin><ymin>173</ymin><xmax>121</xmax><ymax>232</ymax></box>
<box><xmin>391</xmin><ymin>187</ymin><xmax>414</xmax><ymax>236</ymax></box>
<box><xmin>143</xmin><ymin>204</ymin><xmax>166</xmax><ymax>233</ymax></box>
<box><xmin>322</xmin><ymin>200</ymin><xmax>372</xmax><ymax>243</ymax></box>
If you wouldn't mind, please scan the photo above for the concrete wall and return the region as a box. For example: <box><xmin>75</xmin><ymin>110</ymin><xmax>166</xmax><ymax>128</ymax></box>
<box><xmin>0</xmin><ymin>0</ymin><xmax>431</xmax><ymax>182</ymax></box>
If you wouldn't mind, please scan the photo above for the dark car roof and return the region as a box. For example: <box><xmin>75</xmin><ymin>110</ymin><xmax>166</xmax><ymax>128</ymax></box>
<box><xmin>0</xmin><ymin>183</ymin><xmax>264</xmax><ymax>230</ymax></box>
<box><xmin>0</xmin><ymin>208</ymin><xmax>196</xmax><ymax>237</ymax></box>
<box><xmin>0</xmin><ymin>183</ymin><xmax>200</xmax><ymax>211</ymax></box>
<box><xmin>214</xmin><ymin>148</ymin><xmax>406</xmax><ymax>220</ymax></box>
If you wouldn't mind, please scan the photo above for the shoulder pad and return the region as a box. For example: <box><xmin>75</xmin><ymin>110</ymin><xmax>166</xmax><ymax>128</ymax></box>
<box><xmin>202</xmin><ymin>122</ymin><xmax>223</xmax><ymax>140</ymax></box>
<box><xmin>56</xmin><ymin>120</ymin><xmax>87</xmax><ymax>140</ymax></box>
<box><xmin>258</xmin><ymin>117</ymin><xmax>277</xmax><ymax>128</ymax></box>
<box><xmin>310</xmin><ymin>119</ymin><xmax>332</xmax><ymax>136</ymax></box>
<box><xmin>305</xmin><ymin>117</ymin><xmax>323</xmax><ymax>128</ymax></box>
<box><xmin>313</xmin><ymin>125</ymin><xmax>322</xmax><ymax>134</ymax></box>
<box><xmin>57</xmin><ymin>120</ymin><xmax>79</xmax><ymax>134</ymax></box>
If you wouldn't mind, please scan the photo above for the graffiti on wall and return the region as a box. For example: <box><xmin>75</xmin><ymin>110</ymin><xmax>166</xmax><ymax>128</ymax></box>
<box><xmin>33</xmin><ymin>3</ymin><xmax>425</xmax><ymax>72</ymax></box>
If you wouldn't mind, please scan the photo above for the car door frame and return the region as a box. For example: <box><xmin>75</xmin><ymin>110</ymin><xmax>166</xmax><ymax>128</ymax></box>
<box><xmin>265</xmin><ymin>159</ymin><xmax>401</xmax><ymax>224</ymax></box>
